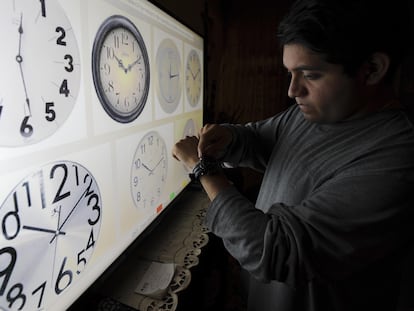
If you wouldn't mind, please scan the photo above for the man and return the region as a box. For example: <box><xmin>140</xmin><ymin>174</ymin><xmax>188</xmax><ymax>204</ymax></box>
<box><xmin>172</xmin><ymin>0</ymin><xmax>414</xmax><ymax>310</ymax></box>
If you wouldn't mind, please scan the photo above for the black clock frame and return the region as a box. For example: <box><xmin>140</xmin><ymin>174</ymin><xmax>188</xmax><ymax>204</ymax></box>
<box><xmin>91</xmin><ymin>15</ymin><xmax>150</xmax><ymax>123</ymax></box>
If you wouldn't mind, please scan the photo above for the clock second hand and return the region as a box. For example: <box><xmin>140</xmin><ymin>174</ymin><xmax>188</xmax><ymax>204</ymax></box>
<box><xmin>49</xmin><ymin>187</ymin><xmax>88</xmax><ymax>244</ymax></box>
<box><xmin>142</xmin><ymin>157</ymin><xmax>164</xmax><ymax>176</ymax></box>
<box><xmin>16</xmin><ymin>12</ymin><xmax>31</xmax><ymax>116</ymax></box>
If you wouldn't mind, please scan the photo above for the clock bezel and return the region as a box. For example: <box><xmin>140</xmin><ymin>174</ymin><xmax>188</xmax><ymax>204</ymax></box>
<box><xmin>130</xmin><ymin>130</ymin><xmax>168</xmax><ymax>210</ymax></box>
<box><xmin>185</xmin><ymin>49</ymin><xmax>202</xmax><ymax>107</ymax></box>
<box><xmin>155</xmin><ymin>37</ymin><xmax>182</xmax><ymax>114</ymax></box>
<box><xmin>91</xmin><ymin>15</ymin><xmax>150</xmax><ymax>124</ymax></box>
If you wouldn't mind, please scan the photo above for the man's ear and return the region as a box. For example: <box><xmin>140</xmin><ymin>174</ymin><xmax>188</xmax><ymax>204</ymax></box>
<box><xmin>365</xmin><ymin>52</ymin><xmax>390</xmax><ymax>85</ymax></box>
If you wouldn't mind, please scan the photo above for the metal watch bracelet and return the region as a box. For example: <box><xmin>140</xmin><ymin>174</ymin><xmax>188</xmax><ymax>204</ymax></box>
<box><xmin>189</xmin><ymin>156</ymin><xmax>222</xmax><ymax>182</ymax></box>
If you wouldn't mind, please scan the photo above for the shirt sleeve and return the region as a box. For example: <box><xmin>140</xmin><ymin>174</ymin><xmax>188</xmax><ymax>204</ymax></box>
<box><xmin>204</xmin><ymin>173</ymin><xmax>414</xmax><ymax>288</ymax></box>
<box><xmin>220</xmin><ymin>105</ymin><xmax>298</xmax><ymax>172</ymax></box>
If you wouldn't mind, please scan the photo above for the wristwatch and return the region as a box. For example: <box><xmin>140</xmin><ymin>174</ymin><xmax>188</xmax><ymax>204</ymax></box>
<box><xmin>190</xmin><ymin>156</ymin><xmax>222</xmax><ymax>181</ymax></box>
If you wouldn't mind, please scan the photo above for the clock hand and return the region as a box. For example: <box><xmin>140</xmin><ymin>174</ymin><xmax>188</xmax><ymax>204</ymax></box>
<box><xmin>193</xmin><ymin>69</ymin><xmax>200</xmax><ymax>79</ymax></box>
<box><xmin>49</xmin><ymin>187</ymin><xmax>88</xmax><ymax>244</ymax></box>
<box><xmin>141</xmin><ymin>162</ymin><xmax>153</xmax><ymax>174</ymax></box>
<box><xmin>126</xmin><ymin>56</ymin><xmax>142</xmax><ymax>72</ymax></box>
<box><xmin>23</xmin><ymin>225</ymin><xmax>66</xmax><ymax>236</ymax></box>
<box><xmin>113</xmin><ymin>53</ymin><xmax>128</xmax><ymax>73</ymax></box>
<box><xmin>142</xmin><ymin>157</ymin><xmax>164</xmax><ymax>176</ymax></box>
<box><xmin>151</xmin><ymin>157</ymin><xmax>164</xmax><ymax>172</ymax></box>
<box><xmin>16</xmin><ymin>12</ymin><xmax>31</xmax><ymax>116</ymax></box>
<box><xmin>188</xmin><ymin>67</ymin><xmax>196</xmax><ymax>79</ymax></box>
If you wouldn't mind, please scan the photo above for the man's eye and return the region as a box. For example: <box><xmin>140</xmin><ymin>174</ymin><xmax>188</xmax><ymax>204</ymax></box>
<box><xmin>304</xmin><ymin>73</ymin><xmax>321</xmax><ymax>80</ymax></box>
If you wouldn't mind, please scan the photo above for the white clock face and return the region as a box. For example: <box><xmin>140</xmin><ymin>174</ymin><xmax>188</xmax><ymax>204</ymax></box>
<box><xmin>183</xmin><ymin>118</ymin><xmax>196</xmax><ymax>138</ymax></box>
<box><xmin>156</xmin><ymin>38</ymin><xmax>182</xmax><ymax>114</ymax></box>
<box><xmin>0</xmin><ymin>161</ymin><xmax>102</xmax><ymax>311</ymax></box>
<box><xmin>185</xmin><ymin>50</ymin><xmax>202</xmax><ymax>107</ymax></box>
<box><xmin>131</xmin><ymin>131</ymin><xmax>168</xmax><ymax>210</ymax></box>
<box><xmin>0</xmin><ymin>0</ymin><xmax>81</xmax><ymax>146</ymax></box>
<box><xmin>92</xmin><ymin>15</ymin><xmax>150</xmax><ymax>123</ymax></box>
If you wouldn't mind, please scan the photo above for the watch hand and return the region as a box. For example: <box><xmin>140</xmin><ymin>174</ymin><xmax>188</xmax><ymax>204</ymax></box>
<box><xmin>126</xmin><ymin>56</ymin><xmax>142</xmax><ymax>72</ymax></box>
<box><xmin>170</xmin><ymin>73</ymin><xmax>179</xmax><ymax>79</ymax></box>
<box><xmin>23</xmin><ymin>225</ymin><xmax>66</xmax><ymax>236</ymax></box>
<box><xmin>49</xmin><ymin>188</ymin><xmax>88</xmax><ymax>244</ymax></box>
<box><xmin>16</xmin><ymin>12</ymin><xmax>31</xmax><ymax>116</ymax></box>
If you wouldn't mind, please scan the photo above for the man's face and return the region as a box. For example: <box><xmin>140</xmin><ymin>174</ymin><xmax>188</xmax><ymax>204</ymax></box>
<box><xmin>283</xmin><ymin>44</ymin><xmax>365</xmax><ymax>123</ymax></box>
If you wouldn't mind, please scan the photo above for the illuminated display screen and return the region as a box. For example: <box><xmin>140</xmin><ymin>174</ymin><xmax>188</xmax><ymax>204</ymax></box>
<box><xmin>0</xmin><ymin>0</ymin><xmax>203</xmax><ymax>310</ymax></box>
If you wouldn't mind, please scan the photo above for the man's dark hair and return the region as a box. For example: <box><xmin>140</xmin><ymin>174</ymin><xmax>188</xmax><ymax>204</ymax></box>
<box><xmin>277</xmin><ymin>0</ymin><xmax>410</xmax><ymax>82</ymax></box>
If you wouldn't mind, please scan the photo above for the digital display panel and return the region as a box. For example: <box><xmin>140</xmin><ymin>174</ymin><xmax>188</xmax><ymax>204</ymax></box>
<box><xmin>0</xmin><ymin>0</ymin><xmax>203</xmax><ymax>310</ymax></box>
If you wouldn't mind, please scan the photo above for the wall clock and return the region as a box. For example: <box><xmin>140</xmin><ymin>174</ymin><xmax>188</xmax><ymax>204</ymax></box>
<box><xmin>155</xmin><ymin>38</ymin><xmax>182</xmax><ymax>114</ymax></box>
<box><xmin>0</xmin><ymin>160</ymin><xmax>102</xmax><ymax>311</ymax></box>
<box><xmin>0</xmin><ymin>0</ymin><xmax>81</xmax><ymax>146</ymax></box>
<box><xmin>92</xmin><ymin>15</ymin><xmax>150</xmax><ymax>123</ymax></box>
<box><xmin>183</xmin><ymin>118</ymin><xmax>197</xmax><ymax>138</ymax></box>
<box><xmin>131</xmin><ymin>131</ymin><xmax>168</xmax><ymax>210</ymax></box>
<box><xmin>185</xmin><ymin>49</ymin><xmax>202</xmax><ymax>107</ymax></box>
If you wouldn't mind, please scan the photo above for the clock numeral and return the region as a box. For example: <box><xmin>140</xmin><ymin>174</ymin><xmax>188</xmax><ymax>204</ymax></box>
<box><xmin>86</xmin><ymin>228</ymin><xmax>96</xmax><ymax>250</ymax></box>
<box><xmin>87</xmin><ymin>193</ymin><xmax>101</xmax><ymax>226</ymax></box>
<box><xmin>76</xmin><ymin>249</ymin><xmax>87</xmax><ymax>275</ymax></box>
<box><xmin>56</xmin><ymin>26</ymin><xmax>67</xmax><ymax>46</ymax></box>
<box><xmin>39</xmin><ymin>0</ymin><xmax>46</xmax><ymax>17</ymax></box>
<box><xmin>55</xmin><ymin>257</ymin><xmax>73</xmax><ymax>295</ymax></box>
<box><xmin>0</xmin><ymin>105</ymin><xmax>3</xmax><ymax>120</ymax></box>
<box><xmin>20</xmin><ymin>116</ymin><xmax>34</xmax><ymax>138</ymax></box>
<box><xmin>0</xmin><ymin>247</ymin><xmax>16</xmax><ymax>295</ymax></box>
<box><xmin>2</xmin><ymin>193</ymin><xmax>21</xmax><ymax>240</ymax></box>
<box><xmin>45</xmin><ymin>102</ymin><xmax>56</xmax><ymax>122</ymax></box>
<box><xmin>76</xmin><ymin>228</ymin><xmax>96</xmax><ymax>275</ymax></box>
<box><xmin>140</xmin><ymin>144</ymin><xmax>146</xmax><ymax>154</ymax></box>
<box><xmin>101</xmin><ymin>63</ymin><xmax>111</xmax><ymax>76</ymax></box>
<box><xmin>113</xmin><ymin>34</ymin><xmax>120</xmax><ymax>49</ymax></box>
<box><xmin>50</xmin><ymin>164</ymin><xmax>70</xmax><ymax>204</ymax></box>
<box><xmin>105</xmin><ymin>46</ymin><xmax>115</xmax><ymax>60</ymax></box>
<box><xmin>105</xmin><ymin>80</ymin><xmax>115</xmax><ymax>94</ymax></box>
<box><xmin>83</xmin><ymin>174</ymin><xmax>95</xmax><ymax>197</ymax></box>
<box><xmin>32</xmin><ymin>281</ymin><xmax>46</xmax><ymax>309</ymax></box>
<box><xmin>6</xmin><ymin>283</ymin><xmax>26</xmax><ymax>310</ymax></box>
<box><xmin>0</xmin><ymin>248</ymin><xmax>27</xmax><ymax>310</ymax></box>
<box><xmin>64</xmin><ymin>54</ymin><xmax>74</xmax><ymax>72</ymax></box>
<box><xmin>134</xmin><ymin>159</ymin><xmax>142</xmax><ymax>170</ymax></box>
<box><xmin>136</xmin><ymin>192</ymin><xmax>142</xmax><ymax>203</ymax></box>
<box><xmin>59</xmin><ymin>79</ymin><xmax>70</xmax><ymax>97</ymax></box>
<box><xmin>22</xmin><ymin>182</ymin><xmax>31</xmax><ymax>207</ymax></box>
<box><xmin>147</xmin><ymin>135</ymin><xmax>154</xmax><ymax>146</ymax></box>
<box><xmin>132</xmin><ymin>176</ymin><xmax>139</xmax><ymax>187</ymax></box>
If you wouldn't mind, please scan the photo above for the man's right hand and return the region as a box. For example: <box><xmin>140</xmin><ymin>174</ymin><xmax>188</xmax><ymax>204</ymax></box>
<box><xmin>198</xmin><ymin>124</ymin><xmax>233</xmax><ymax>159</ymax></box>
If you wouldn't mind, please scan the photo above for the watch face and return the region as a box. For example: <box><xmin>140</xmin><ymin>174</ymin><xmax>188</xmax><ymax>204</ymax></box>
<box><xmin>92</xmin><ymin>15</ymin><xmax>150</xmax><ymax>123</ymax></box>
<box><xmin>156</xmin><ymin>38</ymin><xmax>182</xmax><ymax>114</ymax></box>
<box><xmin>131</xmin><ymin>131</ymin><xmax>168</xmax><ymax>210</ymax></box>
<box><xmin>0</xmin><ymin>0</ymin><xmax>81</xmax><ymax>146</ymax></box>
<box><xmin>0</xmin><ymin>161</ymin><xmax>102</xmax><ymax>311</ymax></box>
<box><xmin>185</xmin><ymin>49</ymin><xmax>202</xmax><ymax>107</ymax></box>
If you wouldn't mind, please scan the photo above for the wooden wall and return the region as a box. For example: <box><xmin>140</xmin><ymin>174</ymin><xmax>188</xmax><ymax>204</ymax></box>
<box><xmin>204</xmin><ymin>0</ymin><xmax>293</xmax><ymax>124</ymax></box>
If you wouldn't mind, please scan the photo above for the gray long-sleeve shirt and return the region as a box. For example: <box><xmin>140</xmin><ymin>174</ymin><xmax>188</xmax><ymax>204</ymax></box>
<box><xmin>205</xmin><ymin>104</ymin><xmax>414</xmax><ymax>311</ymax></box>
